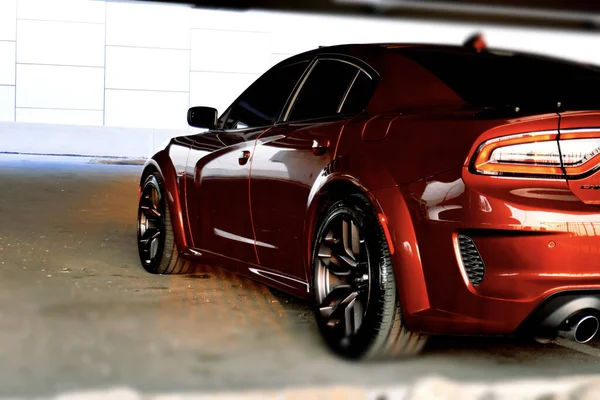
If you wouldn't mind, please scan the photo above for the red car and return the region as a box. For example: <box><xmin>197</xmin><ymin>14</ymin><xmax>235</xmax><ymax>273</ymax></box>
<box><xmin>137</xmin><ymin>42</ymin><xmax>600</xmax><ymax>358</ymax></box>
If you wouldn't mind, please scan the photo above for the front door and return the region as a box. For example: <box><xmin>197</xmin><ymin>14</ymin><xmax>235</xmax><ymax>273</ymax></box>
<box><xmin>185</xmin><ymin>129</ymin><xmax>264</xmax><ymax>263</ymax></box>
<box><xmin>185</xmin><ymin>59</ymin><xmax>313</xmax><ymax>264</ymax></box>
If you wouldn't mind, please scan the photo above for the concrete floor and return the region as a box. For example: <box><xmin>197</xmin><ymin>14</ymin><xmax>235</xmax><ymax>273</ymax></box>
<box><xmin>1</xmin><ymin>154</ymin><xmax>600</xmax><ymax>397</ymax></box>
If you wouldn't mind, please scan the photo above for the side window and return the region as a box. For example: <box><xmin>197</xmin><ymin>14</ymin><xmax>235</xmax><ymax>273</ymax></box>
<box><xmin>340</xmin><ymin>71</ymin><xmax>374</xmax><ymax>115</ymax></box>
<box><xmin>287</xmin><ymin>59</ymin><xmax>365</xmax><ymax>121</ymax></box>
<box><xmin>223</xmin><ymin>61</ymin><xmax>309</xmax><ymax>129</ymax></box>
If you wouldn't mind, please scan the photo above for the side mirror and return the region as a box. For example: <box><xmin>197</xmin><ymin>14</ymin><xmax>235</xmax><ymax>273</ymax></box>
<box><xmin>187</xmin><ymin>106</ymin><xmax>218</xmax><ymax>129</ymax></box>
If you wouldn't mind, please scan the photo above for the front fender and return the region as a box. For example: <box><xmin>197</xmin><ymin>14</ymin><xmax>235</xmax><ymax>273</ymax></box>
<box><xmin>142</xmin><ymin>150</ymin><xmax>189</xmax><ymax>251</ymax></box>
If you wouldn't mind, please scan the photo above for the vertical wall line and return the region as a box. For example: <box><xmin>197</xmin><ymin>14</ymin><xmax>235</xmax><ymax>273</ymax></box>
<box><xmin>188</xmin><ymin>6</ymin><xmax>192</xmax><ymax>113</ymax></box>
<box><xmin>102</xmin><ymin>0</ymin><xmax>107</xmax><ymax>126</ymax></box>
<box><xmin>13</xmin><ymin>0</ymin><xmax>18</xmax><ymax>122</ymax></box>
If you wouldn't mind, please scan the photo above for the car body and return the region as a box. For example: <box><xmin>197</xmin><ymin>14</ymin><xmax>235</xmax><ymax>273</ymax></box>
<box><xmin>137</xmin><ymin>42</ymin><xmax>600</xmax><ymax>357</ymax></box>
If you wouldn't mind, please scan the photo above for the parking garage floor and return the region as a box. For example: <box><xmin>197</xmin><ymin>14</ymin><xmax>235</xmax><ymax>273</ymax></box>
<box><xmin>2</xmin><ymin>153</ymin><xmax>600</xmax><ymax>398</ymax></box>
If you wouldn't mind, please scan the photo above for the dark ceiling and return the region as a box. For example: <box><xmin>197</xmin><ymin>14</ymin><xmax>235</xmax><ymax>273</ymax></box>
<box><xmin>131</xmin><ymin>0</ymin><xmax>600</xmax><ymax>30</ymax></box>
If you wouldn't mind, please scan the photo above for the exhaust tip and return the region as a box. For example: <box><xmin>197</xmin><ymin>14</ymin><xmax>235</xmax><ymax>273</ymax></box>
<box><xmin>559</xmin><ymin>314</ymin><xmax>599</xmax><ymax>344</ymax></box>
<box><xmin>574</xmin><ymin>315</ymin><xmax>599</xmax><ymax>344</ymax></box>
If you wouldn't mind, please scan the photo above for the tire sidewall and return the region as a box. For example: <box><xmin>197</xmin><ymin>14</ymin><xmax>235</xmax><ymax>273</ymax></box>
<box><xmin>137</xmin><ymin>174</ymin><xmax>169</xmax><ymax>272</ymax></box>
<box><xmin>312</xmin><ymin>195</ymin><xmax>394</xmax><ymax>359</ymax></box>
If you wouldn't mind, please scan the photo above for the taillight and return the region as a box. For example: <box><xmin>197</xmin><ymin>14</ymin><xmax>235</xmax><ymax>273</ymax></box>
<box><xmin>471</xmin><ymin>130</ymin><xmax>600</xmax><ymax>178</ymax></box>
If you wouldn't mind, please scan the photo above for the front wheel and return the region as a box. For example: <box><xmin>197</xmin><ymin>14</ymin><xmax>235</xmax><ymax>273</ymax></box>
<box><xmin>137</xmin><ymin>173</ymin><xmax>191</xmax><ymax>274</ymax></box>
<box><xmin>312</xmin><ymin>194</ymin><xmax>427</xmax><ymax>359</ymax></box>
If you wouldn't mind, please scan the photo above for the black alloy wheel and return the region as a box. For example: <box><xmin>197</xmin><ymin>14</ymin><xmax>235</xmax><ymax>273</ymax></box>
<box><xmin>315</xmin><ymin>212</ymin><xmax>371</xmax><ymax>344</ymax></box>
<box><xmin>313</xmin><ymin>194</ymin><xmax>427</xmax><ymax>359</ymax></box>
<box><xmin>136</xmin><ymin>173</ymin><xmax>191</xmax><ymax>274</ymax></box>
<box><xmin>137</xmin><ymin>175</ymin><xmax>167</xmax><ymax>269</ymax></box>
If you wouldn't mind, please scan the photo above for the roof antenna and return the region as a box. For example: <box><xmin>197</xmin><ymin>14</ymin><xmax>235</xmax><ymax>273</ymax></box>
<box><xmin>463</xmin><ymin>32</ymin><xmax>487</xmax><ymax>52</ymax></box>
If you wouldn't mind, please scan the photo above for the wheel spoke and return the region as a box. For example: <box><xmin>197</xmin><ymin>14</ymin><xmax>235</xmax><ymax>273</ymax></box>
<box><xmin>326</xmin><ymin>291</ymin><xmax>360</xmax><ymax>336</ymax></box>
<box><xmin>350</xmin><ymin>298</ymin><xmax>363</xmax><ymax>335</ymax></box>
<box><xmin>342</xmin><ymin>219</ymin><xmax>354</xmax><ymax>260</ymax></box>
<box><xmin>351</xmin><ymin>221</ymin><xmax>361</xmax><ymax>256</ymax></box>
<box><xmin>318</xmin><ymin>242</ymin><xmax>351</xmax><ymax>275</ymax></box>
<box><xmin>341</xmin><ymin>219</ymin><xmax>361</xmax><ymax>263</ymax></box>
<box><xmin>151</xmin><ymin>188</ymin><xmax>159</xmax><ymax>210</ymax></box>
<box><xmin>141</xmin><ymin>205</ymin><xmax>161</xmax><ymax>219</ymax></box>
<box><xmin>149</xmin><ymin>237</ymin><xmax>159</xmax><ymax>259</ymax></box>
<box><xmin>139</xmin><ymin>231</ymin><xmax>160</xmax><ymax>252</ymax></box>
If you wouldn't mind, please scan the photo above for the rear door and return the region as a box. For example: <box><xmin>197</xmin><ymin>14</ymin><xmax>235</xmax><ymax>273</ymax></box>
<box><xmin>250</xmin><ymin>58</ymin><xmax>377</xmax><ymax>285</ymax></box>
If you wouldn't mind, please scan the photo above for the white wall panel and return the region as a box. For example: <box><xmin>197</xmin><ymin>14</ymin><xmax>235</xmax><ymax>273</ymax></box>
<box><xmin>16</xmin><ymin>108</ymin><xmax>103</xmax><ymax>126</ymax></box>
<box><xmin>0</xmin><ymin>42</ymin><xmax>16</xmax><ymax>85</ymax></box>
<box><xmin>17</xmin><ymin>0</ymin><xmax>105</xmax><ymax>24</ymax></box>
<box><xmin>106</xmin><ymin>2</ymin><xmax>190</xmax><ymax>49</ymax></box>
<box><xmin>190</xmin><ymin>72</ymin><xmax>258</xmax><ymax>116</ymax></box>
<box><xmin>17</xmin><ymin>20</ymin><xmax>105</xmax><ymax>67</ymax></box>
<box><xmin>105</xmin><ymin>46</ymin><xmax>189</xmax><ymax>92</ymax></box>
<box><xmin>0</xmin><ymin>86</ymin><xmax>15</xmax><ymax>122</ymax></box>
<box><xmin>16</xmin><ymin>64</ymin><xmax>104</xmax><ymax>110</ymax></box>
<box><xmin>191</xmin><ymin>30</ymin><xmax>270</xmax><ymax>74</ymax></box>
<box><xmin>0</xmin><ymin>0</ymin><xmax>17</xmax><ymax>41</ymax></box>
<box><xmin>105</xmin><ymin>90</ymin><xmax>189</xmax><ymax>129</ymax></box>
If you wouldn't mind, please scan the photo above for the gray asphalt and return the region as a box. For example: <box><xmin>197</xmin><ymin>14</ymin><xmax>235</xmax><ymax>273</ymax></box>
<box><xmin>1</xmin><ymin>153</ymin><xmax>600</xmax><ymax>397</ymax></box>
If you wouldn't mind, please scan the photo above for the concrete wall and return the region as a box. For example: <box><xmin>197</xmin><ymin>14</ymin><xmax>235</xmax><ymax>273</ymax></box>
<box><xmin>1</xmin><ymin>0</ymin><xmax>600</xmax><ymax>157</ymax></box>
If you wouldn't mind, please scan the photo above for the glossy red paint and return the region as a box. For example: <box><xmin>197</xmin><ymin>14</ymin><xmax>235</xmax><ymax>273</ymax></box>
<box><xmin>141</xmin><ymin>43</ymin><xmax>600</xmax><ymax>336</ymax></box>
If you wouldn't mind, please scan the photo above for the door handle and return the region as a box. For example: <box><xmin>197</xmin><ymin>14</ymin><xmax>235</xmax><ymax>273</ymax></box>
<box><xmin>312</xmin><ymin>139</ymin><xmax>330</xmax><ymax>156</ymax></box>
<box><xmin>238</xmin><ymin>150</ymin><xmax>251</xmax><ymax>165</ymax></box>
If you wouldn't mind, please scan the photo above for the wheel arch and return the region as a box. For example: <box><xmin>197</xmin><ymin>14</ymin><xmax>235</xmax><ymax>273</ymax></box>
<box><xmin>139</xmin><ymin>153</ymin><xmax>189</xmax><ymax>251</ymax></box>
<box><xmin>304</xmin><ymin>173</ymin><xmax>430</xmax><ymax>329</ymax></box>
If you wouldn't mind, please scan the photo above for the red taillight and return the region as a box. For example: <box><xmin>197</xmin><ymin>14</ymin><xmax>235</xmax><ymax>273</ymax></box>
<box><xmin>471</xmin><ymin>130</ymin><xmax>600</xmax><ymax>178</ymax></box>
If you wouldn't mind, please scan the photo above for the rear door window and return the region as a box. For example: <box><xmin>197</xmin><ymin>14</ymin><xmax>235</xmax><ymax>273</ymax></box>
<box><xmin>340</xmin><ymin>70</ymin><xmax>374</xmax><ymax>115</ymax></box>
<box><xmin>287</xmin><ymin>59</ymin><xmax>365</xmax><ymax>122</ymax></box>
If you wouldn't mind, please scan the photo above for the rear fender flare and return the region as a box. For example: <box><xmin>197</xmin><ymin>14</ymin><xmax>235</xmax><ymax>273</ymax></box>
<box><xmin>304</xmin><ymin>168</ymin><xmax>430</xmax><ymax>326</ymax></box>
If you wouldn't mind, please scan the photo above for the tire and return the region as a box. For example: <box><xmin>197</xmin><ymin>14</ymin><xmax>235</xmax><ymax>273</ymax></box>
<box><xmin>312</xmin><ymin>194</ymin><xmax>427</xmax><ymax>359</ymax></box>
<box><xmin>137</xmin><ymin>173</ymin><xmax>191</xmax><ymax>274</ymax></box>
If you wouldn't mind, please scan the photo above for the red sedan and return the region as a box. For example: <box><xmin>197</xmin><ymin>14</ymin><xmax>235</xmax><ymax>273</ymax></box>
<box><xmin>137</xmin><ymin>42</ymin><xmax>600</xmax><ymax>358</ymax></box>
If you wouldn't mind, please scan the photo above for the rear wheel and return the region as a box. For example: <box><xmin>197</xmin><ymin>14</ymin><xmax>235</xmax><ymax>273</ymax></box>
<box><xmin>312</xmin><ymin>194</ymin><xmax>427</xmax><ymax>359</ymax></box>
<box><xmin>137</xmin><ymin>173</ymin><xmax>191</xmax><ymax>274</ymax></box>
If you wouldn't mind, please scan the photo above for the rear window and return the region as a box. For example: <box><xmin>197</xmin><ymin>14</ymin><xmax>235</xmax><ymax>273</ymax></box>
<box><xmin>400</xmin><ymin>48</ymin><xmax>600</xmax><ymax>109</ymax></box>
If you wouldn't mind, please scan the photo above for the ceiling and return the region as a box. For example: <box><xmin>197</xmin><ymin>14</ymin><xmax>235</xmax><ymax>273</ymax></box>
<box><xmin>127</xmin><ymin>0</ymin><xmax>600</xmax><ymax>30</ymax></box>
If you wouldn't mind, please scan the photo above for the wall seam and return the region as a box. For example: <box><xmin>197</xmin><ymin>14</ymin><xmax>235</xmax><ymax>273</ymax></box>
<box><xmin>106</xmin><ymin>44</ymin><xmax>190</xmax><ymax>52</ymax></box>
<box><xmin>16</xmin><ymin>107</ymin><xmax>104</xmax><ymax>111</ymax></box>
<box><xmin>13</xmin><ymin>0</ymin><xmax>18</xmax><ymax>122</ymax></box>
<box><xmin>189</xmin><ymin>70</ymin><xmax>260</xmax><ymax>75</ymax></box>
<box><xmin>188</xmin><ymin>8</ymin><xmax>192</xmax><ymax>111</ymax></box>
<box><xmin>105</xmin><ymin>88</ymin><xmax>190</xmax><ymax>94</ymax></box>
<box><xmin>103</xmin><ymin>0</ymin><xmax>107</xmax><ymax>126</ymax></box>
<box><xmin>16</xmin><ymin>62</ymin><xmax>104</xmax><ymax>68</ymax></box>
<box><xmin>17</xmin><ymin>18</ymin><xmax>105</xmax><ymax>25</ymax></box>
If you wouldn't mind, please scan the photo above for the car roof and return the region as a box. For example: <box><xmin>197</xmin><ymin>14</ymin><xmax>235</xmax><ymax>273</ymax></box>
<box><xmin>297</xmin><ymin>42</ymin><xmax>590</xmax><ymax>66</ymax></box>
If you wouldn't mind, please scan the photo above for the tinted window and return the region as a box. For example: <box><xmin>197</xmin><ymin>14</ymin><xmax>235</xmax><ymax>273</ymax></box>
<box><xmin>401</xmin><ymin>48</ymin><xmax>600</xmax><ymax>109</ymax></box>
<box><xmin>288</xmin><ymin>60</ymin><xmax>359</xmax><ymax>121</ymax></box>
<box><xmin>224</xmin><ymin>61</ymin><xmax>308</xmax><ymax>129</ymax></box>
<box><xmin>340</xmin><ymin>71</ymin><xmax>374</xmax><ymax>114</ymax></box>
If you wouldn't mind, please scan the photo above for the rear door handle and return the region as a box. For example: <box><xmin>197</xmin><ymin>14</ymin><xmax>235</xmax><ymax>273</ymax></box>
<box><xmin>238</xmin><ymin>150</ymin><xmax>251</xmax><ymax>165</ymax></box>
<box><xmin>312</xmin><ymin>138</ymin><xmax>330</xmax><ymax>156</ymax></box>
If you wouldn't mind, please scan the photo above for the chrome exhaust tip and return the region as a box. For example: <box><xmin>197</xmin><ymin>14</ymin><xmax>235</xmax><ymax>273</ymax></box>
<box><xmin>558</xmin><ymin>314</ymin><xmax>599</xmax><ymax>344</ymax></box>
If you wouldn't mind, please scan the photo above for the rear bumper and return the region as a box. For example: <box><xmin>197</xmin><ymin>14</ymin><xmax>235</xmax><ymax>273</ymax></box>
<box><xmin>374</xmin><ymin>167</ymin><xmax>600</xmax><ymax>336</ymax></box>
